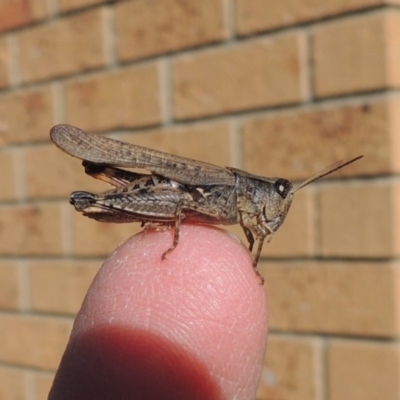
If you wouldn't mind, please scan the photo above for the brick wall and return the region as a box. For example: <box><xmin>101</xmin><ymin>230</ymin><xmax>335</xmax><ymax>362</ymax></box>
<box><xmin>0</xmin><ymin>1</ymin><xmax>399</xmax><ymax>399</ymax></box>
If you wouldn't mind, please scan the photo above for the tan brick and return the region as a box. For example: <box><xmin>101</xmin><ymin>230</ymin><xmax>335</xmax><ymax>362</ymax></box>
<box><xmin>64</xmin><ymin>64</ymin><xmax>161</xmax><ymax>131</ymax></box>
<box><xmin>116</xmin><ymin>0</ymin><xmax>227</xmax><ymax>62</ymax></box>
<box><xmin>241</xmin><ymin>99</ymin><xmax>396</xmax><ymax>180</ymax></box>
<box><xmin>389</xmin><ymin>98</ymin><xmax>400</xmax><ymax>172</ymax></box>
<box><xmin>0</xmin><ymin>366</ymin><xmax>26</xmax><ymax>400</ymax></box>
<box><xmin>172</xmin><ymin>33</ymin><xmax>305</xmax><ymax>119</ymax></box>
<box><xmin>313</xmin><ymin>12</ymin><xmax>400</xmax><ymax>97</ymax></box>
<box><xmin>0</xmin><ymin>87</ymin><xmax>54</xmax><ymax>145</ymax></box>
<box><xmin>319</xmin><ymin>181</ymin><xmax>400</xmax><ymax>258</ymax></box>
<box><xmin>0</xmin><ymin>315</ymin><xmax>71</xmax><ymax>369</ymax></box>
<box><xmin>327</xmin><ymin>340</ymin><xmax>400</xmax><ymax>400</ymax></box>
<box><xmin>0</xmin><ymin>262</ymin><xmax>20</xmax><ymax>310</ymax></box>
<box><xmin>257</xmin><ymin>335</ymin><xmax>322</xmax><ymax>400</ymax></box>
<box><xmin>35</xmin><ymin>371</ymin><xmax>55</xmax><ymax>400</ymax></box>
<box><xmin>18</xmin><ymin>9</ymin><xmax>106</xmax><ymax>83</ymax></box>
<box><xmin>29</xmin><ymin>261</ymin><xmax>98</xmax><ymax>314</ymax></box>
<box><xmin>236</xmin><ymin>0</ymin><xmax>400</xmax><ymax>34</ymax></box>
<box><xmin>263</xmin><ymin>261</ymin><xmax>400</xmax><ymax>337</ymax></box>
<box><xmin>59</xmin><ymin>0</ymin><xmax>105</xmax><ymax>12</ymax></box>
<box><xmin>385</xmin><ymin>12</ymin><xmax>400</xmax><ymax>87</ymax></box>
<box><xmin>121</xmin><ymin>121</ymin><xmax>233</xmax><ymax>167</ymax></box>
<box><xmin>0</xmin><ymin>0</ymin><xmax>48</xmax><ymax>32</ymax></box>
<box><xmin>0</xmin><ymin>204</ymin><xmax>64</xmax><ymax>256</ymax></box>
<box><xmin>0</xmin><ymin>37</ymin><xmax>10</xmax><ymax>88</ymax></box>
<box><xmin>0</xmin><ymin>149</ymin><xmax>17</xmax><ymax>200</ymax></box>
<box><xmin>24</xmin><ymin>143</ymin><xmax>105</xmax><ymax>199</ymax></box>
<box><xmin>71</xmin><ymin>211</ymin><xmax>141</xmax><ymax>256</ymax></box>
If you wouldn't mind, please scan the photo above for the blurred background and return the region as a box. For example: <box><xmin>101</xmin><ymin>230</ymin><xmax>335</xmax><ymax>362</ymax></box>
<box><xmin>0</xmin><ymin>0</ymin><xmax>398</xmax><ymax>399</ymax></box>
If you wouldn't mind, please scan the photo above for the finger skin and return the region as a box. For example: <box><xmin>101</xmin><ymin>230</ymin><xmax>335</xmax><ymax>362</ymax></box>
<box><xmin>49</xmin><ymin>225</ymin><xmax>268</xmax><ymax>400</ymax></box>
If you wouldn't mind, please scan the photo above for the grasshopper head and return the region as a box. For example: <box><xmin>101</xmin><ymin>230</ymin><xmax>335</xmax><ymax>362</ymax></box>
<box><xmin>264</xmin><ymin>178</ymin><xmax>295</xmax><ymax>233</ymax></box>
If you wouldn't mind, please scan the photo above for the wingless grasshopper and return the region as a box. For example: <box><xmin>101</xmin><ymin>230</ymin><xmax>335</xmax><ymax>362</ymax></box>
<box><xmin>50</xmin><ymin>124</ymin><xmax>363</xmax><ymax>283</ymax></box>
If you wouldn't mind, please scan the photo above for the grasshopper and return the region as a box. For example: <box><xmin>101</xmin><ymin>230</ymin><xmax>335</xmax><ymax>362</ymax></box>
<box><xmin>50</xmin><ymin>124</ymin><xmax>362</xmax><ymax>283</ymax></box>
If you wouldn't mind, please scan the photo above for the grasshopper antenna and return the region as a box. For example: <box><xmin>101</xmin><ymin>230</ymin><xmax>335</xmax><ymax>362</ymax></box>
<box><xmin>294</xmin><ymin>155</ymin><xmax>363</xmax><ymax>193</ymax></box>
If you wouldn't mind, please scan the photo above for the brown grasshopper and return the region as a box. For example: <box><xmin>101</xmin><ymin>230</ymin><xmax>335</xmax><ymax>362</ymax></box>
<box><xmin>50</xmin><ymin>124</ymin><xmax>362</xmax><ymax>283</ymax></box>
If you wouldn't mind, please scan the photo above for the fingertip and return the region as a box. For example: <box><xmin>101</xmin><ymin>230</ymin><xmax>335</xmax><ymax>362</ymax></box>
<box><xmin>50</xmin><ymin>225</ymin><xmax>268</xmax><ymax>400</ymax></box>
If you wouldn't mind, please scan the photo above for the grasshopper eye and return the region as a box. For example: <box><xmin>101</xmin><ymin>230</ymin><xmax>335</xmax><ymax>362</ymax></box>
<box><xmin>274</xmin><ymin>179</ymin><xmax>291</xmax><ymax>199</ymax></box>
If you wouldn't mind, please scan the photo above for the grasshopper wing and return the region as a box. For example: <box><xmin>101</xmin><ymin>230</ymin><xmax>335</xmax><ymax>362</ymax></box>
<box><xmin>50</xmin><ymin>124</ymin><xmax>235</xmax><ymax>186</ymax></box>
